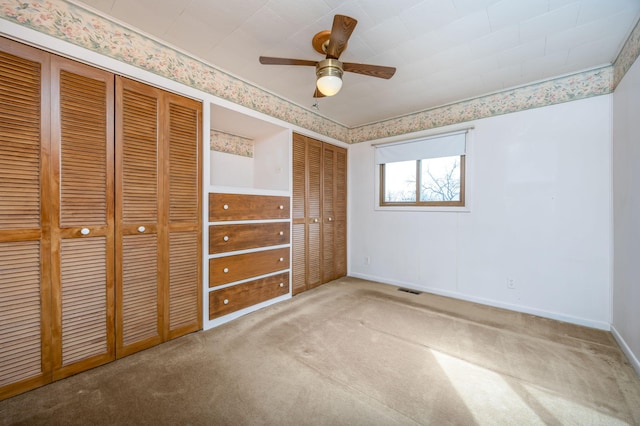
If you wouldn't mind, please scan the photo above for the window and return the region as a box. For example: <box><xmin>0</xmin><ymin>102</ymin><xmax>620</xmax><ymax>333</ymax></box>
<box><xmin>375</xmin><ymin>131</ymin><xmax>467</xmax><ymax>207</ymax></box>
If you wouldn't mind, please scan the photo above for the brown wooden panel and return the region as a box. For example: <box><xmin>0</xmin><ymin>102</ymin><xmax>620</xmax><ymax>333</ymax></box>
<box><xmin>168</xmin><ymin>101</ymin><xmax>200</xmax><ymax>224</ymax></box>
<box><xmin>335</xmin><ymin>146</ymin><xmax>347</xmax><ymax>278</ymax></box>
<box><xmin>58</xmin><ymin>70</ymin><xmax>109</xmax><ymax>227</ymax></box>
<box><xmin>119</xmin><ymin>85</ymin><xmax>159</xmax><ymax>225</ymax></box>
<box><xmin>209</xmin><ymin>247</ymin><xmax>290</xmax><ymax>287</ymax></box>
<box><xmin>209</xmin><ymin>193</ymin><xmax>290</xmax><ymax>221</ymax></box>
<box><xmin>0</xmin><ymin>241</ymin><xmax>42</xmax><ymax>387</ymax></box>
<box><xmin>0</xmin><ymin>49</ymin><xmax>42</xmax><ymax>230</ymax></box>
<box><xmin>59</xmin><ymin>237</ymin><xmax>108</xmax><ymax>366</ymax></box>
<box><xmin>307</xmin><ymin>140</ymin><xmax>322</xmax><ymax>220</ymax></box>
<box><xmin>209</xmin><ymin>222</ymin><xmax>289</xmax><ymax>254</ymax></box>
<box><xmin>168</xmin><ymin>231</ymin><xmax>199</xmax><ymax>335</ymax></box>
<box><xmin>291</xmin><ymin>223</ymin><xmax>306</xmax><ymax>295</ymax></box>
<box><xmin>322</xmin><ymin>146</ymin><xmax>335</xmax><ymax>282</ymax></box>
<box><xmin>119</xmin><ymin>234</ymin><xmax>160</xmax><ymax>351</ymax></box>
<box><xmin>307</xmin><ymin>221</ymin><xmax>321</xmax><ymax>288</ymax></box>
<box><xmin>208</xmin><ymin>272</ymin><xmax>289</xmax><ymax>320</ymax></box>
<box><xmin>292</xmin><ymin>133</ymin><xmax>306</xmax><ymax>220</ymax></box>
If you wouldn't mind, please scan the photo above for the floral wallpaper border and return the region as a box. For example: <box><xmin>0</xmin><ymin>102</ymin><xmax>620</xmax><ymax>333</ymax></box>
<box><xmin>613</xmin><ymin>18</ymin><xmax>640</xmax><ymax>88</ymax></box>
<box><xmin>1</xmin><ymin>0</ymin><xmax>638</xmax><ymax>145</ymax></box>
<box><xmin>210</xmin><ymin>130</ymin><xmax>253</xmax><ymax>158</ymax></box>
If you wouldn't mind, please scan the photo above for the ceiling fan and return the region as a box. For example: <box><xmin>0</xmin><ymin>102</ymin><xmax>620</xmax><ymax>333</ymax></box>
<box><xmin>259</xmin><ymin>14</ymin><xmax>396</xmax><ymax>98</ymax></box>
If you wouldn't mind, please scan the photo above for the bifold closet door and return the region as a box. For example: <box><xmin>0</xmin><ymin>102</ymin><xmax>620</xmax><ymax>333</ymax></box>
<box><xmin>164</xmin><ymin>93</ymin><xmax>202</xmax><ymax>340</ymax></box>
<box><xmin>50</xmin><ymin>56</ymin><xmax>116</xmax><ymax>380</ymax></box>
<box><xmin>115</xmin><ymin>77</ymin><xmax>163</xmax><ymax>357</ymax></box>
<box><xmin>115</xmin><ymin>77</ymin><xmax>201</xmax><ymax>357</ymax></box>
<box><xmin>322</xmin><ymin>144</ymin><xmax>347</xmax><ymax>283</ymax></box>
<box><xmin>0</xmin><ymin>40</ymin><xmax>52</xmax><ymax>399</ymax></box>
<box><xmin>291</xmin><ymin>134</ymin><xmax>322</xmax><ymax>294</ymax></box>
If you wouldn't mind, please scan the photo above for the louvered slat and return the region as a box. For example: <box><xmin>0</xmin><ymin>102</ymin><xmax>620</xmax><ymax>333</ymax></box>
<box><xmin>323</xmin><ymin>147</ymin><xmax>335</xmax><ymax>281</ymax></box>
<box><xmin>0</xmin><ymin>50</ymin><xmax>41</xmax><ymax>229</ymax></box>
<box><xmin>121</xmin><ymin>234</ymin><xmax>159</xmax><ymax>346</ymax></box>
<box><xmin>0</xmin><ymin>241</ymin><xmax>42</xmax><ymax>387</ymax></box>
<box><xmin>169</xmin><ymin>103</ymin><xmax>199</xmax><ymax>223</ymax></box>
<box><xmin>121</xmin><ymin>89</ymin><xmax>158</xmax><ymax>224</ymax></box>
<box><xmin>292</xmin><ymin>223</ymin><xmax>306</xmax><ymax>295</ymax></box>
<box><xmin>60</xmin><ymin>238</ymin><xmax>107</xmax><ymax>365</ymax></box>
<box><xmin>59</xmin><ymin>70</ymin><xmax>108</xmax><ymax>227</ymax></box>
<box><xmin>307</xmin><ymin>140</ymin><xmax>322</xmax><ymax>219</ymax></box>
<box><xmin>335</xmin><ymin>148</ymin><xmax>347</xmax><ymax>277</ymax></box>
<box><xmin>292</xmin><ymin>134</ymin><xmax>306</xmax><ymax>220</ymax></box>
<box><xmin>169</xmin><ymin>231</ymin><xmax>198</xmax><ymax>331</ymax></box>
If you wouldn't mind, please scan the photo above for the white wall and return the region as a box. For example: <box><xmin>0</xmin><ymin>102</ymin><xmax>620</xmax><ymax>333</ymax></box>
<box><xmin>612</xmin><ymin>57</ymin><xmax>640</xmax><ymax>374</ymax></box>
<box><xmin>349</xmin><ymin>95</ymin><xmax>612</xmax><ymax>329</ymax></box>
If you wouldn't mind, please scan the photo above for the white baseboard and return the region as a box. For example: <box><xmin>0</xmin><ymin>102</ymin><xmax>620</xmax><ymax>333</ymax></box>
<box><xmin>611</xmin><ymin>325</ymin><xmax>640</xmax><ymax>377</ymax></box>
<box><xmin>348</xmin><ymin>272</ymin><xmax>611</xmax><ymax>331</ymax></box>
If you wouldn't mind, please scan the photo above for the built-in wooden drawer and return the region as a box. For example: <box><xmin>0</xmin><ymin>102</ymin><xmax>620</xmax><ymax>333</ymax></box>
<box><xmin>209</xmin><ymin>222</ymin><xmax>290</xmax><ymax>254</ymax></box>
<box><xmin>209</xmin><ymin>193</ymin><xmax>290</xmax><ymax>221</ymax></box>
<box><xmin>209</xmin><ymin>247</ymin><xmax>290</xmax><ymax>287</ymax></box>
<box><xmin>209</xmin><ymin>272</ymin><xmax>289</xmax><ymax>320</ymax></box>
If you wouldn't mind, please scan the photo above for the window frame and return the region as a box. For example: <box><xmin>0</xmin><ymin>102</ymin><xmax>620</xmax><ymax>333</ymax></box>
<box><xmin>373</xmin><ymin>128</ymin><xmax>472</xmax><ymax>212</ymax></box>
<box><xmin>379</xmin><ymin>155</ymin><xmax>466</xmax><ymax>207</ymax></box>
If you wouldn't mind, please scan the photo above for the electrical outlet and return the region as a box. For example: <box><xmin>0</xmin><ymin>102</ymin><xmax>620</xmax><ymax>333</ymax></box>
<box><xmin>507</xmin><ymin>278</ymin><xmax>516</xmax><ymax>289</ymax></box>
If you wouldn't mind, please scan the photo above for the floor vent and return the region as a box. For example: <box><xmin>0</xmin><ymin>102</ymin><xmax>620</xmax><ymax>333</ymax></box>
<box><xmin>397</xmin><ymin>288</ymin><xmax>421</xmax><ymax>295</ymax></box>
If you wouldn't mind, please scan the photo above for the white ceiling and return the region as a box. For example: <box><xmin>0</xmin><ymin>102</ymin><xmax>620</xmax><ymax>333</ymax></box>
<box><xmin>75</xmin><ymin>0</ymin><xmax>640</xmax><ymax>127</ymax></box>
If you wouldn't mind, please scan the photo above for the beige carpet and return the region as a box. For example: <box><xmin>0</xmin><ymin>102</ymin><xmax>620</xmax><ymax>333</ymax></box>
<box><xmin>1</xmin><ymin>277</ymin><xmax>639</xmax><ymax>425</ymax></box>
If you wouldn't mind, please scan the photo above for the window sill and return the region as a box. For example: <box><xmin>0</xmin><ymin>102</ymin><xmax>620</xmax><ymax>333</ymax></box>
<box><xmin>374</xmin><ymin>205</ymin><xmax>471</xmax><ymax>213</ymax></box>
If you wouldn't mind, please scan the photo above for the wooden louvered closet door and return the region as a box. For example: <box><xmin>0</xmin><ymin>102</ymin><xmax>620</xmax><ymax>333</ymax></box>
<box><xmin>115</xmin><ymin>77</ymin><xmax>201</xmax><ymax>357</ymax></box>
<box><xmin>0</xmin><ymin>39</ymin><xmax>52</xmax><ymax>400</ymax></box>
<box><xmin>291</xmin><ymin>133</ymin><xmax>346</xmax><ymax>295</ymax></box>
<box><xmin>334</xmin><ymin>147</ymin><xmax>347</xmax><ymax>278</ymax></box>
<box><xmin>50</xmin><ymin>57</ymin><xmax>115</xmax><ymax>379</ymax></box>
<box><xmin>165</xmin><ymin>95</ymin><xmax>202</xmax><ymax>339</ymax></box>
<box><xmin>291</xmin><ymin>134</ymin><xmax>306</xmax><ymax>295</ymax></box>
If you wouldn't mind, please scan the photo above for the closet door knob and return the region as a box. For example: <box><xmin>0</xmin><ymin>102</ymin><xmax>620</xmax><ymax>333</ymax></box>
<box><xmin>80</xmin><ymin>228</ymin><xmax>90</xmax><ymax>235</ymax></box>
<box><xmin>328</xmin><ymin>217</ymin><xmax>333</xmax><ymax>222</ymax></box>
<box><xmin>223</xmin><ymin>299</ymin><xmax>229</xmax><ymax>305</ymax></box>
<box><xmin>223</xmin><ymin>204</ymin><xmax>229</xmax><ymax>210</ymax></box>
<box><xmin>223</xmin><ymin>235</ymin><xmax>229</xmax><ymax>241</ymax></box>
<box><xmin>223</xmin><ymin>267</ymin><xmax>229</xmax><ymax>273</ymax></box>
<box><xmin>313</xmin><ymin>218</ymin><xmax>318</xmax><ymax>223</ymax></box>
<box><xmin>138</xmin><ymin>226</ymin><xmax>146</xmax><ymax>233</ymax></box>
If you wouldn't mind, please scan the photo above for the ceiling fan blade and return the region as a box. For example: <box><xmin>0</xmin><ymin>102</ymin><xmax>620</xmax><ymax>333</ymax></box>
<box><xmin>313</xmin><ymin>87</ymin><xmax>326</xmax><ymax>98</ymax></box>
<box><xmin>343</xmin><ymin>62</ymin><xmax>396</xmax><ymax>79</ymax></box>
<box><xmin>325</xmin><ymin>15</ymin><xmax>357</xmax><ymax>60</ymax></box>
<box><xmin>259</xmin><ymin>56</ymin><xmax>318</xmax><ymax>66</ymax></box>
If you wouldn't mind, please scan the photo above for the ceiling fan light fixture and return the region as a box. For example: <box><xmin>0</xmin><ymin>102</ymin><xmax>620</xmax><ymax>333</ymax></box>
<box><xmin>316</xmin><ymin>59</ymin><xmax>343</xmax><ymax>96</ymax></box>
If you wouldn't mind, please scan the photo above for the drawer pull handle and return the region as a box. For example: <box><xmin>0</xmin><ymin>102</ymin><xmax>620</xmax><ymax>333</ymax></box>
<box><xmin>223</xmin><ymin>204</ymin><xmax>229</xmax><ymax>210</ymax></box>
<box><xmin>279</xmin><ymin>257</ymin><xmax>284</xmax><ymax>262</ymax></box>
<box><xmin>313</xmin><ymin>218</ymin><xmax>318</xmax><ymax>223</ymax></box>
<box><xmin>223</xmin><ymin>267</ymin><xmax>229</xmax><ymax>273</ymax></box>
<box><xmin>223</xmin><ymin>235</ymin><xmax>229</xmax><ymax>242</ymax></box>
<box><xmin>279</xmin><ymin>205</ymin><xmax>284</xmax><ymax>210</ymax></box>
<box><xmin>138</xmin><ymin>226</ymin><xmax>146</xmax><ymax>233</ymax></box>
<box><xmin>328</xmin><ymin>217</ymin><xmax>333</xmax><ymax>222</ymax></box>
<box><xmin>80</xmin><ymin>228</ymin><xmax>90</xmax><ymax>235</ymax></box>
<box><xmin>279</xmin><ymin>231</ymin><xmax>284</xmax><ymax>236</ymax></box>
<box><xmin>279</xmin><ymin>282</ymin><xmax>284</xmax><ymax>288</ymax></box>
<box><xmin>223</xmin><ymin>299</ymin><xmax>229</xmax><ymax>305</ymax></box>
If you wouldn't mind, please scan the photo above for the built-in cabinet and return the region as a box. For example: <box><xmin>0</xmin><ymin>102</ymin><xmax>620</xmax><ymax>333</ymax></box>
<box><xmin>205</xmin><ymin>104</ymin><xmax>292</xmax><ymax>328</ymax></box>
<box><xmin>207</xmin><ymin>193</ymin><xmax>290</xmax><ymax>320</ymax></box>
<box><xmin>292</xmin><ymin>133</ymin><xmax>347</xmax><ymax>295</ymax></box>
<box><xmin>0</xmin><ymin>37</ymin><xmax>201</xmax><ymax>400</ymax></box>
